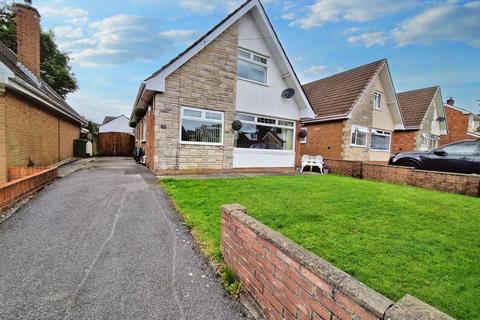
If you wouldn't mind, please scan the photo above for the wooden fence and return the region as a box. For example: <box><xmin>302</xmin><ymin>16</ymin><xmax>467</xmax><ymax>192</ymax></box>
<box><xmin>97</xmin><ymin>132</ymin><xmax>135</xmax><ymax>157</ymax></box>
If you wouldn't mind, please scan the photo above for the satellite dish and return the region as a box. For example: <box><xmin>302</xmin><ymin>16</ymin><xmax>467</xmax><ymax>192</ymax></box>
<box><xmin>232</xmin><ymin>120</ymin><xmax>243</xmax><ymax>131</ymax></box>
<box><xmin>282</xmin><ymin>88</ymin><xmax>295</xmax><ymax>99</ymax></box>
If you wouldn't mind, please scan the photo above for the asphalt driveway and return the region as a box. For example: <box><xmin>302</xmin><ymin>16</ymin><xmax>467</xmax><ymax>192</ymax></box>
<box><xmin>0</xmin><ymin>158</ymin><xmax>247</xmax><ymax>320</ymax></box>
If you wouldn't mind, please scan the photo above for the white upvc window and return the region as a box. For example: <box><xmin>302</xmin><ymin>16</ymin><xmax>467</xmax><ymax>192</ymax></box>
<box><xmin>351</xmin><ymin>125</ymin><xmax>368</xmax><ymax>147</ymax></box>
<box><xmin>370</xmin><ymin>129</ymin><xmax>391</xmax><ymax>151</ymax></box>
<box><xmin>234</xmin><ymin>113</ymin><xmax>295</xmax><ymax>150</ymax></box>
<box><xmin>237</xmin><ymin>48</ymin><xmax>268</xmax><ymax>85</ymax></box>
<box><xmin>373</xmin><ymin>91</ymin><xmax>382</xmax><ymax>110</ymax></box>
<box><xmin>420</xmin><ymin>133</ymin><xmax>430</xmax><ymax>148</ymax></box>
<box><xmin>180</xmin><ymin>106</ymin><xmax>224</xmax><ymax>146</ymax></box>
<box><xmin>142</xmin><ymin>117</ymin><xmax>147</xmax><ymax>142</ymax></box>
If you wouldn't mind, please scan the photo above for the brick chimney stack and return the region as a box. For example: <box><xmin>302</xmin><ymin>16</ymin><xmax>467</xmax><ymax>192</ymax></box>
<box><xmin>446</xmin><ymin>97</ymin><xmax>455</xmax><ymax>106</ymax></box>
<box><xmin>16</xmin><ymin>0</ymin><xmax>41</xmax><ymax>77</ymax></box>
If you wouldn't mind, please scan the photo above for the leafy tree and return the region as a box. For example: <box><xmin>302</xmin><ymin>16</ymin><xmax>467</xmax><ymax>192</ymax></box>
<box><xmin>0</xmin><ymin>3</ymin><xmax>78</xmax><ymax>98</ymax></box>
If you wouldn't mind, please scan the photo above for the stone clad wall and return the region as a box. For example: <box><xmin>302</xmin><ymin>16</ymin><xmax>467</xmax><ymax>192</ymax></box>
<box><xmin>221</xmin><ymin>204</ymin><xmax>455</xmax><ymax>320</ymax></box>
<box><xmin>153</xmin><ymin>23</ymin><xmax>238</xmax><ymax>174</ymax></box>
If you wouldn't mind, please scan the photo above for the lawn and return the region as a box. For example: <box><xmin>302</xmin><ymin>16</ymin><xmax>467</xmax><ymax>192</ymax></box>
<box><xmin>161</xmin><ymin>175</ymin><xmax>480</xmax><ymax>319</ymax></box>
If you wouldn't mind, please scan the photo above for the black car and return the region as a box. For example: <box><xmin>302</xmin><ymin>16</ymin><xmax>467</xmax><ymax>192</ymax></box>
<box><xmin>389</xmin><ymin>140</ymin><xmax>480</xmax><ymax>174</ymax></box>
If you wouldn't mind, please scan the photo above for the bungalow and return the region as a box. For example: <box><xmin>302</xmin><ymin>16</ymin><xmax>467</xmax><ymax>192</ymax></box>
<box><xmin>0</xmin><ymin>1</ymin><xmax>85</xmax><ymax>184</ymax></box>
<box><xmin>99</xmin><ymin>115</ymin><xmax>133</xmax><ymax>134</ymax></box>
<box><xmin>440</xmin><ymin>98</ymin><xmax>480</xmax><ymax>145</ymax></box>
<box><xmin>130</xmin><ymin>0</ymin><xmax>314</xmax><ymax>174</ymax></box>
<box><xmin>300</xmin><ymin>59</ymin><xmax>404</xmax><ymax>162</ymax></box>
<box><xmin>392</xmin><ymin>86</ymin><xmax>447</xmax><ymax>153</ymax></box>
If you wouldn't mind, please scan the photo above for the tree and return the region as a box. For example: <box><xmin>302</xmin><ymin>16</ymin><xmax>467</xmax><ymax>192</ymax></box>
<box><xmin>0</xmin><ymin>4</ymin><xmax>78</xmax><ymax>98</ymax></box>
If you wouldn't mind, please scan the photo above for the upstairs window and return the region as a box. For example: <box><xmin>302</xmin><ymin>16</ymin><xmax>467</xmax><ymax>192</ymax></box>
<box><xmin>180</xmin><ymin>106</ymin><xmax>224</xmax><ymax>145</ymax></box>
<box><xmin>421</xmin><ymin>133</ymin><xmax>430</xmax><ymax>148</ymax></box>
<box><xmin>373</xmin><ymin>91</ymin><xmax>382</xmax><ymax>110</ymax></box>
<box><xmin>351</xmin><ymin>125</ymin><xmax>368</xmax><ymax>147</ymax></box>
<box><xmin>237</xmin><ymin>48</ymin><xmax>268</xmax><ymax>84</ymax></box>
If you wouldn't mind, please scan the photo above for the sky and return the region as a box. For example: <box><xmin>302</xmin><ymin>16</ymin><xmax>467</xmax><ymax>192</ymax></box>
<box><xmin>10</xmin><ymin>0</ymin><xmax>480</xmax><ymax>122</ymax></box>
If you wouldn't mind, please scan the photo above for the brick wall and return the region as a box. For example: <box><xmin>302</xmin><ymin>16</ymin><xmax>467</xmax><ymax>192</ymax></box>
<box><xmin>145</xmin><ymin>106</ymin><xmax>155</xmax><ymax>170</ymax></box>
<box><xmin>324</xmin><ymin>158</ymin><xmax>480</xmax><ymax>197</ymax></box>
<box><xmin>0</xmin><ymin>89</ymin><xmax>79</xmax><ymax>184</ymax></box>
<box><xmin>0</xmin><ymin>167</ymin><xmax>57</xmax><ymax>213</ymax></box>
<box><xmin>440</xmin><ymin>106</ymin><xmax>471</xmax><ymax>146</ymax></box>
<box><xmin>300</xmin><ymin>121</ymin><xmax>345</xmax><ymax>159</ymax></box>
<box><xmin>221</xmin><ymin>204</ymin><xmax>454</xmax><ymax>320</ymax></box>
<box><xmin>391</xmin><ymin>130</ymin><xmax>416</xmax><ymax>153</ymax></box>
<box><xmin>152</xmin><ymin>23</ymin><xmax>238</xmax><ymax>174</ymax></box>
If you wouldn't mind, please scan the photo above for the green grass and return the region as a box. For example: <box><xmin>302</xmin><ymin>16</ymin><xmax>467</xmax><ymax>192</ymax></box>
<box><xmin>161</xmin><ymin>175</ymin><xmax>480</xmax><ymax>319</ymax></box>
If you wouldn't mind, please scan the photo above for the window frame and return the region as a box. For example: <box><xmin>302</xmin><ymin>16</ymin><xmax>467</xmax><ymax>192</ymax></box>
<box><xmin>237</xmin><ymin>48</ymin><xmax>268</xmax><ymax>85</ymax></box>
<box><xmin>234</xmin><ymin>113</ymin><xmax>296</xmax><ymax>151</ymax></box>
<box><xmin>373</xmin><ymin>91</ymin><xmax>382</xmax><ymax>110</ymax></box>
<box><xmin>179</xmin><ymin>106</ymin><xmax>224</xmax><ymax>146</ymax></box>
<box><xmin>350</xmin><ymin>125</ymin><xmax>368</xmax><ymax>148</ymax></box>
<box><xmin>420</xmin><ymin>133</ymin><xmax>430</xmax><ymax>148</ymax></box>
<box><xmin>370</xmin><ymin>128</ymin><xmax>392</xmax><ymax>151</ymax></box>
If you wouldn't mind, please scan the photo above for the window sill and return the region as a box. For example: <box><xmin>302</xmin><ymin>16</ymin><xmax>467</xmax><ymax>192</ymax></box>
<box><xmin>180</xmin><ymin>141</ymin><xmax>224</xmax><ymax>147</ymax></box>
<box><xmin>350</xmin><ymin>144</ymin><xmax>367</xmax><ymax>148</ymax></box>
<box><xmin>237</xmin><ymin>77</ymin><xmax>269</xmax><ymax>87</ymax></box>
<box><xmin>370</xmin><ymin>149</ymin><xmax>390</xmax><ymax>152</ymax></box>
<box><xmin>234</xmin><ymin>148</ymin><xmax>294</xmax><ymax>154</ymax></box>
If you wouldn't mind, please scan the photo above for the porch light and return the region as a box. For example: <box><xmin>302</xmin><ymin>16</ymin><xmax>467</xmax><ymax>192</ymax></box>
<box><xmin>232</xmin><ymin>120</ymin><xmax>243</xmax><ymax>131</ymax></box>
<box><xmin>299</xmin><ymin>128</ymin><xmax>308</xmax><ymax>138</ymax></box>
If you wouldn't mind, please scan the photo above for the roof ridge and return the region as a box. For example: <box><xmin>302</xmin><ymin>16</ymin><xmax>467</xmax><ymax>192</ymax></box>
<box><xmin>398</xmin><ymin>86</ymin><xmax>439</xmax><ymax>95</ymax></box>
<box><xmin>303</xmin><ymin>58</ymin><xmax>386</xmax><ymax>87</ymax></box>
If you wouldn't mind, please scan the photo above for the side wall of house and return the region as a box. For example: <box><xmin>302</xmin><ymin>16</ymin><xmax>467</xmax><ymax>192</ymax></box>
<box><xmin>300</xmin><ymin>121</ymin><xmax>345</xmax><ymax>159</ymax></box>
<box><xmin>152</xmin><ymin>23</ymin><xmax>238</xmax><ymax>174</ymax></box>
<box><xmin>391</xmin><ymin>130</ymin><xmax>417</xmax><ymax>153</ymax></box>
<box><xmin>440</xmin><ymin>106</ymin><xmax>470</xmax><ymax>146</ymax></box>
<box><xmin>2</xmin><ymin>90</ymin><xmax>79</xmax><ymax>177</ymax></box>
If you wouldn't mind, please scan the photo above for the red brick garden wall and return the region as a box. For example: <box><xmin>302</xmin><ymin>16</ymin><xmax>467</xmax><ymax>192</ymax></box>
<box><xmin>221</xmin><ymin>204</ymin><xmax>454</xmax><ymax>320</ymax></box>
<box><xmin>324</xmin><ymin>159</ymin><xmax>480</xmax><ymax>196</ymax></box>
<box><xmin>0</xmin><ymin>167</ymin><xmax>57</xmax><ymax>213</ymax></box>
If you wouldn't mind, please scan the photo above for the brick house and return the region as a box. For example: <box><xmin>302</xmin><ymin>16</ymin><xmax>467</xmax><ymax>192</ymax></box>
<box><xmin>99</xmin><ymin>115</ymin><xmax>133</xmax><ymax>134</ymax></box>
<box><xmin>131</xmin><ymin>0</ymin><xmax>315</xmax><ymax>174</ymax></box>
<box><xmin>300</xmin><ymin>59</ymin><xmax>404</xmax><ymax>162</ymax></box>
<box><xmin>439</xmin><ymin>98</ymin><xmax>480</xmax><ymax>146</ymax></box>
<box><xmin>0</xmin><ymin>1</ymin><xmax>85</xmax><ymax>184</ymax></box>
<box><xmin>391</xmin><ymin>86</ymin><xmax>448</xmax><ymax>153</ymax></box>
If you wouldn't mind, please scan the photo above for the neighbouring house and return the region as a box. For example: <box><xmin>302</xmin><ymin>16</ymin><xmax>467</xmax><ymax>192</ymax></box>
<box><xmin>440</xmin><ymin>98</ymin><xmax>480</xmax><ymax>146</ymax></box>
<box><xmin>99</xmin><ymin>115</ymin><xmax>133</xmax><ymax>134</ymax></box>
<box><xmin>131</xmin><ymin>0</ymin><xmax>315</xmax><ymax>174</ymax></box>
<box><xmin>300</xmin><ymin>59</ymin><xmax>404</xmax><ymax>162</ymax></box>
<box><xmin>0</xmin><ymin>1</ymin><xmax>85</xmax><ymax>184</ymax></box>
<box><xmin>392</xmin><ymin>86</ymin><xmax>448</xmax><ymax>153</ymax></box>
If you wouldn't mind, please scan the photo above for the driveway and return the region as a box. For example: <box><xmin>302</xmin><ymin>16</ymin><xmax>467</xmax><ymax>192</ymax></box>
<box><xmin>0</xmin><ymin>158</ymin><xmax>247</xmax><ymax>320</ymax></box>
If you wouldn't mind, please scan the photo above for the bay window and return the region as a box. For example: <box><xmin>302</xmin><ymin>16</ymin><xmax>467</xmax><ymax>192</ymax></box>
<box><xmin>370</xmin><ymin>129</ymin><xmax>391</xmax><ymax>151</ymax></box>
<box><xmin>237</xmin><ymin>48</ymin><xmax>268</xmax><ymax>84</ymax></box>
<box><xmin>234</xmin><ymin>113</ymin><xmax>294</xmax><ymax>150</ymax></box>
<box><xmin>351</xmin><ymin>125</ymin><xmax>368</xmax><ymax>147</ymax></box>
<box><xmin>180</xmin><ymin>106</ymin><xmax>224</xmax><ymax>145</ymax></box>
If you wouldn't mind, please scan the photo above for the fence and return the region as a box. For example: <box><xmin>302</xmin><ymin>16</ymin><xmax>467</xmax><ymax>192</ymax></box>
<box><xmin>324</xmin><ymin>159</ymin><xmax>480</xmax><ymax>196</ymax></box>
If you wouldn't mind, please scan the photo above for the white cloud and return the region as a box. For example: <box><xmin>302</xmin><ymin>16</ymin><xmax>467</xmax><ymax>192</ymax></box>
<box><xmin>54</xmin><ymin>26</ymin><xmax>83</xmax><ymax>39</ymax></box>
<box><xmin>281</xmin><ymin>13</ymin><xmax>296</xmax><ymax>21</ymax></box>
<box><xmin>63</xmin><ymin>15</ymin><xmax>197</xmax><ymax>67</ymax></box>
<box><xmin>348</xmin><ymin>31</ymin><xmax>388</xmax><ymax>47</ymax></box>
<box><xmin>293</xmin><ymin>0</ymin><xmax>417</xmax><ymax>29</ymax></box>
<box><xmin>37</xmin><ymin>6</ymin><xmax>88</xmax><ymax>23</ymax></box>
<box><xmin>393</xmin><ymin>2</ymin><xmax>480</xmax><ymax>47</ymax></box>
<box><xmin>300</xmin><ymin>64</ymin><xmax>343</xmax><ymax>83</ymax></box>
<box><xmin>67</xmin><ymin>91</ymin><xmax>132</xmax><ymax>123</ymax></box>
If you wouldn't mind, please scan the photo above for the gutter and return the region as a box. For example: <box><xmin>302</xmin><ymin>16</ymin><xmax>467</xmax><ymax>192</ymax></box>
<box><xmin>302</xmin><ymin>114</ymin><xmax>350</xmax><ymax>124</ymax></box>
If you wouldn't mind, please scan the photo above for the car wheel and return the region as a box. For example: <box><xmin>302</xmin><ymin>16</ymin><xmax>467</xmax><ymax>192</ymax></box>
<box><xmin>396</xmin><ymin>159</ymin><xmax>419</xmax><ymax>169</ymax></box>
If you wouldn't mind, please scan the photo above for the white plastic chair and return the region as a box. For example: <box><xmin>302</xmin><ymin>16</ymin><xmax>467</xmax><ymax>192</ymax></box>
<box><xmin>301</xmin><ymin>154</ymin><xmax>324</xmax><ymax>174</ymax></box>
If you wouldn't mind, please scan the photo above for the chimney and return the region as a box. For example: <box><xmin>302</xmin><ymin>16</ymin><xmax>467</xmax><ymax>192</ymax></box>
<box><xmin>16</xmin><ymin>0</ymin><xmax>41</xmax><ymax>77</ymax></box>
<box><xmin>446</xmin><ymin>97</ymin><xmax>454</xmax><ymax>106</ymax></box>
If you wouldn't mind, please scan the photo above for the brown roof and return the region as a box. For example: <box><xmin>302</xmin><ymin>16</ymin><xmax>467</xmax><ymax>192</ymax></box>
<box><xmin>0</xmin><ymin>43</ymin><xmax>84</xmax><ymax>124</ymax></box>
<box><xmin>397</xmin><ymin>86</ymin><xmax>439</xmax><ymax>129</ymax></box>
<box><xmin>303</xmin><ymin>59</ymin><xmax>386</xmax><ymax>119</ymax></box>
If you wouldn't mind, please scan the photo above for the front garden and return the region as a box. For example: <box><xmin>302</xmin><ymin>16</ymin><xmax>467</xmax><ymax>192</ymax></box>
<box><xmin>161</xmin><ymin>175</ymin><xmax>480</xmax><ymax>319</ymax></box>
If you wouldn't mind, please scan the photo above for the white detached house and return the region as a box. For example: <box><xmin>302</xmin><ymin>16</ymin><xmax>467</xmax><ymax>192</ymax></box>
<box><xmin>131</xmin><ymin>0</ymin><xmax>315</xmax><ymax>174</ymax></box>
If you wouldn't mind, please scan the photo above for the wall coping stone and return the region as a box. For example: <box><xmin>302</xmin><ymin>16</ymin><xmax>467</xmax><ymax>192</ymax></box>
<box><xmin>222</xmin><ymin>204</ymin><xmax>394</xmax><ymax>318</ymax></box>
<box><xmin>384</xmin><ymin>294</ymin><xmax>454</xmax><ymax>320</ymax></box>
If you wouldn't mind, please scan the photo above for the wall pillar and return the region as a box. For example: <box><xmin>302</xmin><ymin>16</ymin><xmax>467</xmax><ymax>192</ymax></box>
<box><xmin>0</xmin><ymin>87</ymin><xmax>7</xmax><ymax>184</ymax></box>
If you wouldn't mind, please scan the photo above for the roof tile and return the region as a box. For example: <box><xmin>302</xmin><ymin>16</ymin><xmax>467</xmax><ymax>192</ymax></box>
<box><xmin>397</xmin><ymin>86</ymin><xmax>439</xmax><ymax>128</ymax></box>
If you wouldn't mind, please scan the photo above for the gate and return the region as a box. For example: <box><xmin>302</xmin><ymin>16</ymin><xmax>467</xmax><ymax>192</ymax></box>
<box><xmin>97</xmin><ymin>132</ymin><xmax>135</xmax><ymax>156</ymax></box>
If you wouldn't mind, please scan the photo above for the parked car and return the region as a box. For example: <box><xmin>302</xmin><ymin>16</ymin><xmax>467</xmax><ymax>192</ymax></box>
<box><xmin>389</xmin><ymin>140</ymin><xmax>480</xmax><ymax>174</ymax></box>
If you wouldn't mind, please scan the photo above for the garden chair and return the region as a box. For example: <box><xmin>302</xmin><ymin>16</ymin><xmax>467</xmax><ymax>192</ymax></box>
<box><xmin>312</xmin><ymin>155</ymin><xmax>325</xmax><ymax>174</ymax></box>
<box><xmin>301</xmin><ymin>154</ymin><xmax>324</xmax><ymax>174</ymax></box>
